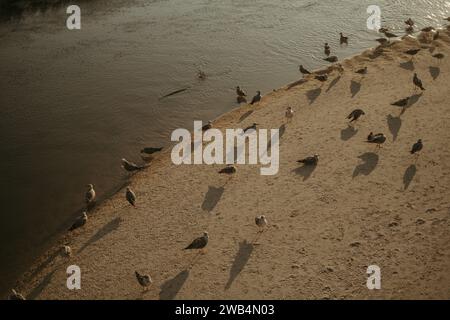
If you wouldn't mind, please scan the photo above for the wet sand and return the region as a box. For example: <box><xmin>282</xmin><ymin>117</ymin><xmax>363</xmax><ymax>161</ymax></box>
<box><xmin>12</xmin><ymin>29</ymin><xmax>450</xmax><ymax>299</ymax></box>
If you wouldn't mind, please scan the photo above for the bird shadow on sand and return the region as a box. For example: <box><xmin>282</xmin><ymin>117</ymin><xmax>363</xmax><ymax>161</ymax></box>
<box><xmin>292</xmin><ymin>164</ymin><xmax>317</xmax><ymax>181</ymax></box>
<box><xmin>429</xmin><ymin>66</ymin><xmax>440</xmax><ymax>80</ymax></box>
<box><xmin>238</xmin><ymin>110</ymin><xmax>253</xmax><ymax>123</ymax></box>
<box><xmin>353</xmin><ymin>152</ymin><xmax>379</xmax><ymax>178</ymax></box>
<box><xmin>403</xmin><ymin>164</ymin><xmax>417</xmax><ymax>190</ymax></box>
<box><xmin>28</xmin><ymin>249</ymin><xmax>60</xmax><ymax>279</ymax></box>
<box><xmin>27</xmin><ymin>269</ymin><xmax>56</xmax><ymax>300</ymax></box>
<box><xmin>202</xmin><ymin>186</ymin><xmax>225</xmax><ymax>212</ymax></box>
<box><xmin>225</xmin><ymin>240</ymin><xmax>254</xmax><ymax>290</ymax></box>
<box><xmin>78</xmin><ymin>217</ymin><xmax>122</xmax><ymax>253</ymax></box>
<box><xmin>400</xmin><ymin>60</ymin><xmax>414</xmax><ymax>71</ymax></box>
<box><xmin>159</xmin><ymin>269</ymin><xmax>190</xmax><ymax>300</ymax></box>
<box><xmin>350</xmin><ymin>80</ymin><xmax>361</xmax><ymax>98</ymax></box>
<box><xmin>387</xmin><ymin>114</ymin><xmax>401</xmax><ymax>141</ymax></box>
<box><xmin>306</xmin><ymin>88</ymin><xmax>321</xmax><ymax>104</ymax></box>
<box><xmin>340</xmin><ymin>125</ymin><xmax>358</xmax><ymax>141</ymax></box>
<box><xmin>326</xmin><ymin>75</ymin><xmax>341</xmax><ymax>92</ymax></box>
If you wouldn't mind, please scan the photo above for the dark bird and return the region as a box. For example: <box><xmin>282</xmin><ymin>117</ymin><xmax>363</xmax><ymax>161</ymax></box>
<box><xmin>383</xmin><ymin>31</ymin><xmax>398</xmax><ymax>38</ymax></box>
<box><xmin>355</xmin><ymin>67</ymin><xmax>367</xmax><ymax>75</ymax></box>
<box><xmin>391</xmin><ymin>97</ymin><xmax>410</xmax><ymax>107</ymax></box>
<box><xmin>375</xmin><ymin>38</ymin><xmax>389</xmax><ymax>45</ymax></box>
<box><xmin>243</xmin><ymin>123</ymin><xmax>258</xmax><ymax>133</ymax></box>
<box><xmin>255</xmin><ymin>215</ymin><xmax>268</xmax><ymax>232</ymax></box>
<box><xmin>184</xmin><ymin>232</ymin><xmax>209</xmax><ymax>251</ymax></box>
<box><xmin>404</xmin><ymin>48</ymin><xmax>420</xmax><ymax>56</ymax></box>
<box><xmin>347</xmin><ymin>109</ymin><xmax>365</xmax><ymax>122</ymax></box>
<box><xmin>421</xmin><ymin>26</ymin><xmax>435</xmax><ymax>32</ymax></box>
<box><xmin>126</xmin><ymin>187</ymin><xmax>136</xmax><ymax>207</ymax></box>
<box><xmin>121</xmin><ymin>158</ymin><xmax>149</xmax><ymax>172</ymax></box>
<box><xmin>315</xmin><ymin>74</ymin><xmax>328</xmax><ymax>82</ymax></box>
<box><xmin>404</xmin><ymin>18</ymin><xmax>414</xmax><ymax>26</ymax></box>
<box><xmin>250</xmin><ymin>91</ymin><xmax>261</xmax><ymax>104</ymax></box>
<box><xmin>367</xmin><ymin>132</ymin><xmax>374</xmax><ymax>141</ymax></box>
<box><xmin>366</xmin><ymin>133</ymin><xmax>386</xmax><ymax>147</ymax></box>
<box><xmin>410</xmin><ymin>139</ymin><xmax>423</xmax><ymax>155</ymax></box>
<box><xmin>69</xmin><ymin>212</ymin><xmax>88</xmax><ymax>231</ymax></box>
<box><xmin>299</xmin><ymin>65</ymin><xmax>311</xmax><ymax>75</ymax></box>
<box><xmin>323</xmin><ymin>56</ymin><xmax>338</xmax><ymax>63</ymax></box>
<box><xmin>85</xmin><ymin>184</ymin><xmax>96</xmax><ymax>205</ymax></box>
<box><xmin>202</xmin><ymin>121</ymin><xmax>213</xmax><ymax>131</ymax></box>
<box><xmin>236</xmin><ymin>86</ymin><xmax>246</xmax><ymax>97</ymax></box>
<box><xmin>413</xmin><ymin>73</ymin><xmax>425</xmax><ymax>91</ymax></box>
<box><xmin>324</xmin><ymin>43</ymin><xmax>331</xmax><ymax>56</ymax></box>
<box><xmin>340</xmin><ymin>32</ymin><xmax>348</xmax><ymax>45</ymax></box>
<box><xmin>297</xmin><ymin>154</ymin><xmax>319</xmax><ymax>166</ymax></box>
<box><xmin>219</xmin><ymin>165</ymin><xmax>237</xmax><ymax>174</ymax></box>
<box><xmin>9</xmin><ymin>289</ymin><xmax>25</xmax><ymax>300</ymax></box>
<box><xmin>141</xmin><ymin>147</ymin><xmax>163</xmax><ymax>155</ymax></box>
<box><xmin>237</xmin><ymin>95</ymin><xmax>247</xmax><ymax>104</ymax></box>
<box><xmin>135</xmin><ymin>271</ymin><xmax>152</xmax><ymax>290</ymax></box>
<box><xmin>444</xmin><ymin>17</ymin><xmax>450</xmax><ymax>22</ymax></box>
<box><xmin>432</xmin><ymin>53</ymin><xmax>444</xmax><ymax>61</ymax></box>
<box><xmin>379</xmin><ymin>27</ymin><xmax>389</xmax><ymax>33</ymax></box>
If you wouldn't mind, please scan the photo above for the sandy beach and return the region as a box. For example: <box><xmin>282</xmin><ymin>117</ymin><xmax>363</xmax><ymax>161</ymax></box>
<box><xmin>12</xmin><ymin>28</ymin><xmax>450</xmax><ymax>300</ymax></box>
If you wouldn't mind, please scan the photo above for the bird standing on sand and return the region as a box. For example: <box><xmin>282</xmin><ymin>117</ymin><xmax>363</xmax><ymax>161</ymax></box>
<box><xmin>69</xmin><ymin>212</ymin><xmax>88</xmax><ymax>231</ymax></box>
<box><xmin>347</xmin><ymin>109</ymin><xmax>365</xmax><ymax>123</ymax></box>
<box><xmin>255</xmin><ymin>215</ymin><xmax>268</xmax><ymax>232</ymax></box>
<box><xmin>432</xmin><ymin>53</ymin><xmax>444</xmax><ymax>63</ymax></box>
<box><xmin>411</xmin><ymin>139</ymin><xmax>423</xmax><ymax>155</ymax></box>
<box><xmin>62</xmin><ymin>245</ymin><xmax>72</xmax><ymax>257</ymax></box>
<box><xmin>9</xmin><ymin>289</ymin><xmax>25</xmax><ymax>300</ymax></box>
<box><xmin>236</xmin><ymin>86</ymin><xmax>246</xmax><ymax>97</ymax></box>
<box><xmin>375</xmin><ymin>38</ymin><xmax>389</xmax><ymax>45</ymax></box>
<box><xmin>141</xmin><ymin>147</ymin><xmax>163</xmax><ymax>155</ymax></box>
<box><xmin>366</xmin><ymin>133</ymin><xmax>386</xmax><ymax>147</ymax></box>
<box><xmin>340</xmin><ymin>32</ymin><xmax>348</xmax><ymax>45</ymax></box>
<box><xmin>243</xmin><ymin>123</ymin><xmax>258</xmax><ymax>133</ymax></box>
<box><xmin>323</xmin><ymin>56</ymin><xmax>338</xmax><ymax>63</ymax></box>
<box><xmin>315</xmin><ymin>74</ymin><xmax>328</xmax><ymax>82</ymax></box>
<box><xmin>391</xmin><ymin>97</ymin><xmax>410</xmax><ymax>107</ymax></box>
<box><xmin>355</xmin><ymin>67</ymin><xmax>367</xmax><ymax>75</ymax></box>
<box><xmin>85</xmin><ymin>184</ymin><xmax>96</xmax><ymax>205</ymax></box>
<box><xmin>285</xmin><ymin>107</ymin><xmax>294</xmax><ymax>123</ymax></box>
<box><xmin>297</xmin><ymin>154</ymin><xmax>319</xmax><ymax>166</ymax></box>
<box><xmin>202</xmin><ymin>121</ymin><xmax>213</xmax><ymax>131</ymax></box>
<box><xmin>324</xmin><ymin>43</ymin><xmax>331</xmax><ymax>56</ymax></box>
<box><xmin>405</xmin><ymin>18</ymin><xmax>414</xmax><ymax>27</ymax></box>
<box><xmin>121</xmin><ymin>158</ymin><xmax>148</xmax><ymax>172</ymax></box>
<box><xmin>184</xmin><ymin>232</ymin><xmax>209</xmax><ymax>253</ymax></box>
<box><xmin>299</xmin><ymin>65</ymin><xmax>311</xmax><ymax>75</ymax></box>
<box><xmin>413</xmin><ymin>73</ymin><xmax>425</xmax><ymax>91</ymax></box>
<box><xmin>404</xmin><ymin>48</ymin><xmax>420</xmax><ymax>60</ymax></box>
<box><xmin>135</xmin><ymin>271</ymin><xmax>152</xmax><ymax>291</ymax></box>
<box><xmin>250</xmin><ymin>91</ymin><xmax>261</xmax><ymax>105</ymax></box>
<box><xmin>126</xmin><ymin>187</ymin><xmax>136</xmax><ymax>207</ymax></box>
<box><xmin>219</xmin><ymin>165</ymin><xmax>237</xmax><ymax>175</ymax></box>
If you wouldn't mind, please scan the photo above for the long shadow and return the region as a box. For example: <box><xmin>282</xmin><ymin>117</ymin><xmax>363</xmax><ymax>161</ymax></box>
<box><xmin>429</xmin><ymin>66</ymin><xmax>440</xmax><ymax>80</ymax></box>
<box><xmin>225</xmin><ymin>240</ymin><xmax>254</xmax><ymax>290</ymax></box>
<box><xmin>326</xmin><ymin>75</ymin><xmax>341</xmax><ymax>92</ymax></box>
<box><xmin>29</xmin><ymin>250</ymin><xmax>60</xmax><ymax>279</ymax></box>
<box><xmin>292</xmin><ymin>163</ymin><xmax>317</xmax><ymax>181</ymax></box>
<box><xmin>201</xmin><ymin>186</ymin><xmax>224</xmax><ymax>212</ymax></box>
<box><xmin>306</xmin><ymin>88</ymin><xmax>321</xmax><ymax>104</ymax></box>
<box><xmin>403</xmin><ymin>164</ymin><xmax>417</xmax><ymax>190</ymax></box>
<box><xmin>352</xmin><ymin>152</ymin><xmax>379</xmax><ymax>177</ymax></box>
<box><xmin>400</xmin><ymin>60</ymin><xmax>414</xmax><ymax>71</ymax></box>
<box><xmin>27</xmin><ymin>269</ymin><xmax>56</xmax><ymax>300</ymax></box>
<box><xmin>78</xmin><ymin>217</ymin><xmax>122</xmax><ymax>253</ymax></box>
<box><xmin>340</xmin><ymin>125</ymin><xmax>358</xmax><ymax>141</ymax></box>
<box><xmin>350</xmin><ymin>80</ymin><xmax>361</xmax><ymax>98</ymax></box>
<box><xmin>387</xmin><ymin>114</ymin><xmax>401</xmax><ymax>141</ymax></box>
<box><xmin>159</xmin><ymin>270</ymin><xmax>190</xmax><ymax>300</ymax></box>
<box><xmin>238</xmin><ymin>110</ymin><xmax>253</xmax><ymax>123</ymax></box>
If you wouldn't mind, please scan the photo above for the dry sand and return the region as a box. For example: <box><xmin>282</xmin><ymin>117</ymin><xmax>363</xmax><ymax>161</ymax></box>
<box><xmin>12</xmin><ymin>29</ymin><xmax>450</xmax><ymax>300</ymax></box>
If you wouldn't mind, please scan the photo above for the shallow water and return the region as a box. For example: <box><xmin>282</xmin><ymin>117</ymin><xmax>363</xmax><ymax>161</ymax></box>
<box><xmin>0</xmin><ymin>0</ymin><xmax>449</xmax><ymax>296</ymax></box>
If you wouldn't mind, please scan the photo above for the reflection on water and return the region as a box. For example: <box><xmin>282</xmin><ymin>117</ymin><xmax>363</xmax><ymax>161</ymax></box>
<box><xmin>0</xmin><ymin>0</ymin><xmax>449</xmax><ymax>295</ymax></box>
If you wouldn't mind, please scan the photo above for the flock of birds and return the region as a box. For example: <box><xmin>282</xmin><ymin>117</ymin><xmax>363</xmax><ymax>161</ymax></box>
<box><xmin>8</xmin><ymin>17</ymin><xmax>450</xmax><ymax>300</ymax></box>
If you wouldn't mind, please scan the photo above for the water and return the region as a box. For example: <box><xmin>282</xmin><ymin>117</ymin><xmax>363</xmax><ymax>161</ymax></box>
<box><xmin>0</xmin><ymin>0</ymin><xmax>449</xmax><ymax>296</ymax></box>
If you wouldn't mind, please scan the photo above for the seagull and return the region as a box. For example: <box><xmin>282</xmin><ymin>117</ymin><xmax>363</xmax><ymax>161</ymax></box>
<box><xmin>135</xmin><ymin>271</ymin><xmax>152</xmax><ymax>291</ymax></box>
<box><xmin>285</xmin><ymin>107</ymin><xmax>294</xmax><ymax>122</ymax></box>
<box><xmin>391</xmin><ymin>97</ymin><xmax>410</xmax><ymax>107</ymax></box>
<box><xmin>404</xmin><ymin>48</ymin><xmax>420</xmax><ymax>58</ymax></box>
<box><xmin>410</xmin><ymin>139</ymin><xmax>423</xmax><ymax>155</ymax></box>
<box><xmin>255</xmin><ymin>215</ymin><xmax>268</xmax><ymax>232</ymax></box>
<box><xmin>237</xmin><ymin>95</ymin><xmax>247</xmax><ymax>104</ymax></box>
<box><xmin>62</xmin><ymin>245</ymin><xmax>72</xmax><ymax>257</ymax></box>
<box><xmin>347</xmin><ymin>109</ymin><xmax>365</xmax><ymax>122</ymax></box>
<box><xmin>421</xmin><ymin>26</ymin><xmax>435</xmax><ymax>32</ymax></box>
<box><xmin>202</xmin><ymin>121</ymin><xmax>213</xmax><ymax>131</ymax></box>
<box><xmin>323</xmin><ymin>56</ymin><xmax>338</xmax><ymax>63</ymax></box>
<box><xmin>355</xmin><ymin>67</ymin><xmax>367</xmax><ymax>75</ymax></box>
<box><xmin>366</xmin><ymin>133</ymin><xmax>386</xmax><ymax>147</ymax></box>
<box><xmin>243</xmin><ymin>123</ymin><xmax>258</xmax><ymax>133</ymax></box>
<box><xmin>141</xmin><ymin>147</ymin><xmax>163</xmax><ymax>155</ymax></box>
<box><xmin>413</xmin><ymin>73</ymin><xmax>425</xmax><ymax>91</ymax></box>
<box><xmin>383</xmin><ymin>31</ymin><xmax>398</xmax><ymax>38</ymax></box>
<box><xmin>315</xmin><ymin>74</ymin><xmax>328</xmax><ymax>82</ymax></box>
<box><xmin>324</xmin><ymin>43</ymin><xmax>331</xmax><ymax>56</ymax></box>
<box><xmin>126</xmin><ymin>187</ymin><xmax>136</xmax><ymax>207</ymax></box>
<box><xmin>250</xmin><ymin>91</ymin><xmax>261</xmax><ymax>105</ymax></box>
<box><xmin>219</xmin><ymin>165</ymin><xmax>237</xmax><ymax>175</ymax></box>
<box><xmin>432</xmin><ymin>53</ymin><xmax>444</xmax><ymax>63</ymax></box>
<box><xmin>299</xmin><ymin>65</ymin><xmax>311</xmax><ymax>75</ymax></box>
<box><xmin>9</xmin><ymin>289</ymin><xmax>25</xmax><ymax>300</ymax></box>
<box><xmin>121</xmin><ymin>158</ymin><xmax>149</xmax><ymax>172</ymax></box>
<box><xmin>85</xmin><ymin>184</ymin><xmax>96</xmax><ymax>205</ymax></box>
<box><xmin>405</xmin><ymin>18</ymin><xmax>414</xmax><ymax>26</ymax></box>
<box><xmin>375</xmin><ymin>38</ymin><xmax>389</xmax><ymax>45</ymax></box>
<box><xmin>69</xmin><ymin>212</ymin><xmax>88</xmax><ymax>231</ymax></box>
<box><xmin>236</xmin><ymin>86</ymin><xmax>246</xmax><ymax>97</ymax></box>
<box><xmin>297</xmin><ymin>154</ymin><xmax>319</xmax><ymax>166</ymax></box>
<box><xmin>184</xmin><ymin>232</ymin><xmax>209</xmax><ymax>252</ymax></box>
<box><xmin>340</xmin><ymin>32</ymin><xmax>348</xmax><ymax>45</ymax></box>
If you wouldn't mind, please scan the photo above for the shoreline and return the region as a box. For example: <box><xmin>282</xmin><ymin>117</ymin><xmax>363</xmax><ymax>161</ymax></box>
<box><xmin>11</xmin><ymin>27</ymin><xmax>450</xmax><ymax>299</ymax></box>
